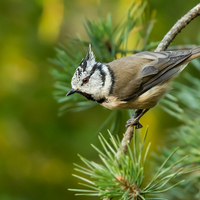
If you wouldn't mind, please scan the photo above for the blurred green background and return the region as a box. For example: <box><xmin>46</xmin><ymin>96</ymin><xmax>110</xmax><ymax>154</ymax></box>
<box><xmin>0</xmin><ymin>0</ymin><xmax>200</xmax><ymax>199</ymax></box>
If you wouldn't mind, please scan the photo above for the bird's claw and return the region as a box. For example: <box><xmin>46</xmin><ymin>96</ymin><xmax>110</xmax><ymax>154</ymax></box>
<box><xmin>126</xmin><ymin>118</ymin><xmax>143</xmax><ymax>129</ymax></box>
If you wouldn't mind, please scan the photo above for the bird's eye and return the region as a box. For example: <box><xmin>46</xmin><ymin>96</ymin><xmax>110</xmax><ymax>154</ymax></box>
<box><xmin>83</xmin><ymin>77</ymin><xmax>89</xmax><ymax>84</ymax></box>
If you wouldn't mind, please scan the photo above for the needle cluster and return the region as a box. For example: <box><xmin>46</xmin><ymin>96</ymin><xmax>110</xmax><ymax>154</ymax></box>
<box><xmin>69</xmin><ymin>130</ymin><xmax>198</xmax><ymax>200</ymax></box>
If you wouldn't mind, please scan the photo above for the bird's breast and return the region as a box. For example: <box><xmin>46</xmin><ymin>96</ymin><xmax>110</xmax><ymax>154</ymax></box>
<box><xmin>101</xmin><ymin>82</ymin><xmax>172</xmax><ymax>110</ymax></box>
<box><xmin>101</xmin><ymin>96</ymin><xmax>139</xmax><ymax>110</ymax></box>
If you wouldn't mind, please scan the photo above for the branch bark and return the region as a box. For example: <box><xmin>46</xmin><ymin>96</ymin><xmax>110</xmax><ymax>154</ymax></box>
<box><xmin>103</xmin><ymin>3</ymin><xmax>200</xmax><ymax>200</ymax></box>
<box><xmin>117</xmin><ymin>126</ymin><xmax>134</xmax><ymax>158</ymax></box>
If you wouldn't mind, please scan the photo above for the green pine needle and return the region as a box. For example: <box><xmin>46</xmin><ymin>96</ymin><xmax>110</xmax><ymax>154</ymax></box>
<box><xmin>69</xmin><ymin>129</ymin><xmax>198</xmax><ymax>199</ymax></box>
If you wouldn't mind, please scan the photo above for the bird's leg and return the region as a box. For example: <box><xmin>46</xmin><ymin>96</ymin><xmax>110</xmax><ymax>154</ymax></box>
<box><xmin>126</xmin><ymin>109</ymin><xmax>143</xmax><ymax>129</ymax></box>
<box><xmin>126</xmin><ymin>109</ymin><xmax>149</xmax><ymax>129</ymax></box>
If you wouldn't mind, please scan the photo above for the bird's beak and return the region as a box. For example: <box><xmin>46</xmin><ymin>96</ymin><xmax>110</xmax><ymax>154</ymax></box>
<box><xmin>66</xmin><ymin>88</ymin><xmax>76</xmax><ymax>96</ymax></box>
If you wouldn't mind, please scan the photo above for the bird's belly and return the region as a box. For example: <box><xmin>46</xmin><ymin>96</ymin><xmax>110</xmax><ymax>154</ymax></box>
<box><xmin>101</xmin><ymin>96</ymin><xmax>155</xmax><ymax>110</ymax></box>
<box><xmin>101</xmin><ymin>96</ymin><xmax>139</xmax><ymax>110</ymax></box>
<box><xmin>101</xmin><ymin>82</ymin><xmax>172</xmax><ymax>110</ymax></box>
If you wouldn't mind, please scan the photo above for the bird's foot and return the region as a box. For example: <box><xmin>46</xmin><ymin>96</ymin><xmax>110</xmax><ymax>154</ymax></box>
<box><xmin>126</xmin><ymin>118</ymin><xmax>143</xmax><ymax>129</ymax></box>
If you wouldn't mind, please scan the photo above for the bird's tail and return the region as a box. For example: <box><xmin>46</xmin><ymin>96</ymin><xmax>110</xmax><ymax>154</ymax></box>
<box><xmin>191</xmin><ymin>45</ymin><xmax>200</xmax><ymax>54</ymax></box>
<box><xmin>179</xmin><ymin>46</ymin><xmax>200</xmax><ymax>70</ymax></box>
<box><xmin>189</xmin><ymin>45</ymin><xmax>200</xmax><ymax>61</ymax></box>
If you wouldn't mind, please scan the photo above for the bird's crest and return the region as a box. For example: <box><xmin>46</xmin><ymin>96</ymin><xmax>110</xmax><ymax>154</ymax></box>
<box><xmin>79</xmin><ymin>44</ymin><xmax>96</xmax><ymax>72</ymax></box>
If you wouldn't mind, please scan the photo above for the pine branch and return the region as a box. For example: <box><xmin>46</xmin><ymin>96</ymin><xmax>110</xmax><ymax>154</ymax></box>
<box><xmin>117</xmin><ymin>126</ymin><xmax>134</xmax><ymax>157</ymax></box>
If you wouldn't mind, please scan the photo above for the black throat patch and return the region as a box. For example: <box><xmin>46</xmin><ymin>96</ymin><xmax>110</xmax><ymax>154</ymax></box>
<box><xmin>76</xmin><ymin>91</ymin><xmax>95</xmax><ymax>101</ymax></box>
<box><xmin>76</xmin><ymin>91</ymin><xmax>106</xmax><ymax>104</ymax></box>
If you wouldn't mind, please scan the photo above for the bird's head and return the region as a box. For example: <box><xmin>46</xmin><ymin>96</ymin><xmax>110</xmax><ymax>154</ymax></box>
<box><xmin>66</xmin><ymin>45</ymin><xmax>113</xmax><ymax>103</ymax></box>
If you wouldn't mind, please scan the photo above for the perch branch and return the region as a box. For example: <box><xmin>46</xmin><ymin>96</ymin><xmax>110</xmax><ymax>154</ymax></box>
<box><xmin>103</xmin><ymin>3</ymin><xmax>200</xmax><ymax>200</ymax></box>
<box><xmin>116</xmin><ymin>126</ymin><xmax>134</xmax><ymax>158</ymax></box>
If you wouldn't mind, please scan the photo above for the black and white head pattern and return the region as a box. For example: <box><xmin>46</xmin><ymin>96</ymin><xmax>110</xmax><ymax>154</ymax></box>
<box><xmin>71</xmin><ymin>45</ymin><xmax>114</xmax><ymax>103</ymax></box>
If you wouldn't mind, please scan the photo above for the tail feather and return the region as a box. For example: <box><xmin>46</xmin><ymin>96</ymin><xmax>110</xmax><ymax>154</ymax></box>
<box><xmin>191</xmin><ymin>45</ymin><xmax>200</xmax><ymax>55</ymax></box>
<box><xmin>185</xmin><ymin>45</ymin><xmax>200</xmax><ymax>62</ymax></box>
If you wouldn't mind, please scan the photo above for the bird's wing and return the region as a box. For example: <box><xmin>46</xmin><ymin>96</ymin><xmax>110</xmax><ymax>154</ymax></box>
<box><xmin>108</xmin><ymin>49</ymin><xmax>192</xmax><ymax>101</ymax></box>
<box><xmin>107</xmin><ymin>55</ymin><xmax>147</xmax><ymax>100</ymax></box>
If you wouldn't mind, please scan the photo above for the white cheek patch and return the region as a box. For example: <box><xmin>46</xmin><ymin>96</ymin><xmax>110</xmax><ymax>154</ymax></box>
<box><xmin>72</xmin><ymin>73</ymin><xmax>86</xmax><ymax>89</ymax></box>
<box><xmin>89</xmin><ymin>70</ymin><xmax>102</xmax><ymax>88</ymax></box>
<box><xmin>79</xmin><ymin>70</ymin><xmax>103</xmax><ymax>98</ymax></box>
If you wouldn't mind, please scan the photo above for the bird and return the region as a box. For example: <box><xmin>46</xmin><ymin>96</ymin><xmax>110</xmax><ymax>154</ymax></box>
<box><xmin>66</xmin><ymin>44</ymin><xmax>200</xmax><ymax>129</ymax></box>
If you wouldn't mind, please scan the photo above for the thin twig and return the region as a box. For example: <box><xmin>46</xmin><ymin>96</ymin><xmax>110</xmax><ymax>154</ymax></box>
<box><xmin>155</xmin><ymin>3</ymin><xmax>200</xmax><ymax>52</ymax></box>
<box><xmin>103</xmin><ymin>3</ymin><xmax>200</xmax><ymax>200</ymax></box>
<box><xmin>116</xmin><ymin>126</ymin><xmax>134</xmax><ymax>157</ymax></box>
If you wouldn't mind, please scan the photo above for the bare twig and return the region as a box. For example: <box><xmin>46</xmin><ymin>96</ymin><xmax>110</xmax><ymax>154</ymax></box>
<box><xmin>103</xmin><ymin>3</ymin><xmax>200</xmax><ymax>200</ymax></box>
<box><xmin>155</xmin><ymin>3</ymin><xmax>200</xmax><ymax>52</ymax></box>
<box><xmin>117</xmin><ymin>126</ymin><xmax>134</xmax><ymax>157</ymax></box>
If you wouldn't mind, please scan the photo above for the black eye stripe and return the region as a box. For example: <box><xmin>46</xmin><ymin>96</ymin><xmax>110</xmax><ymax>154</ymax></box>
<box><xmin>88</xmin><ymin>63</ymin><xmax>106</xmax><ymax>85</ymax></box>
<box><xmin>88</xmin><ymin>63</ymin><xmax>99</xmax><ymax>77</ymax></box>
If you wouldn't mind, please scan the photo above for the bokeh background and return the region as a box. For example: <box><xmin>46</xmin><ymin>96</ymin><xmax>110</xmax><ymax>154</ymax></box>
<box><xmin>0</xmin><ymin>0</ymin><xmax>200</xmax><ymax>199</ymax></box>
